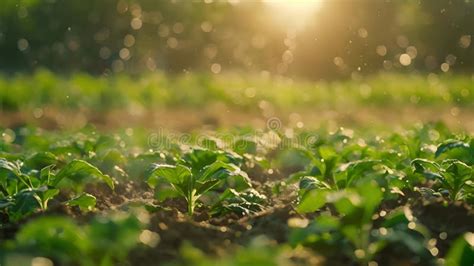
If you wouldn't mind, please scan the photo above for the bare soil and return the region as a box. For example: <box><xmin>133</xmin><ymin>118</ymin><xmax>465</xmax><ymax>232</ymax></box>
<box><xmin>1</xmin><ymin>105</ymin><xmax>473</xmax><ymax>132</ymax></box>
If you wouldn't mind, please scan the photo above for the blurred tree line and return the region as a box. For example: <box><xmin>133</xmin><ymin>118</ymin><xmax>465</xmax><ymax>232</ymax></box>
<box><xmin>0</xmin><ymin>0</ymin><xmax>473</xmax><ymax>79</ymax></box>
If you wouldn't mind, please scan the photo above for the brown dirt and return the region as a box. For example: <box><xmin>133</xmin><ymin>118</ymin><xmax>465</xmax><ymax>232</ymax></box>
<box><xmin>1</xmin><ymin>105</ymin><xmax>474</xmax><ymax>132</ymax></box>
<box><xmin>411</xmin><ymin>199</ymin><xmax>474</xmax><ymax>257</ymax></box>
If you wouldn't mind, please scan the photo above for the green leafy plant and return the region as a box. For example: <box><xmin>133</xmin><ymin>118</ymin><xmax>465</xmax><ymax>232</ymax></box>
<box><xmin>2</xmin><ymin>211</ymin><xmax>145</xmax><ymax>266</ymax></box>
<box><xmin>210</xmin><ymin>188</ymin><xmax>266</xmax><ymax>217</ymax></box>
<box><xmin>52</xmin><ymin>159</ymin><xmax>115</xmax><ymax>190</ymax></box>
<box><xmin>435</xmin><ymin>139</ymin><xmax>474</xmax><ymax>164</ymax></box>
<box><xmin>67</xmin><ymin>193</ymin><xmax>97</xmax><ymax>212</ymax></box>
<box><xmin>292</xmin><ymin>182</ymin><xmax>434</xmax><ymax>264</ymax></box>
<box><xmin>0</xmin><ymin>159</ymin><xmax>59</xmax><ymax>221</ymax></box>
<box><xmin>0</xmin><ymin>122</ymin><xmax>473</xmax><ymax>265</ymax></box>
<box><xmin>412</xmin><ymin>158</ymin><xmax>473</xmax><ymax>201</ymax></box>
<box><xmin>177</xmin><ymin>236</ymin><xmax>293</xmax><ymax>266</ymax></box>
<box><xmin>146</xmin><ymin>149</ymin><xmax>251</xmax><ymax>216</ymax></box>
<box><xmin>0</xmin><ymin>158</ymin><xmax>111</xmax><ymax>222</ymax></box>
<box><xmin>292</xmin><ymin>182</ymin><xmax>384</xmax><ymax>263</ymax></box>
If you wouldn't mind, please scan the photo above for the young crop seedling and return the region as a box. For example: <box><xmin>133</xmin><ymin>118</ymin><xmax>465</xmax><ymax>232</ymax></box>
<box><xmin>0</xmin><ymin>158</ymin><xmax>111</xmax><ymax>222</ymax></box>
<box><xmin>292</xmin><ymin>181</ymin><xmax>434</xmax><ymax>264</ymax></box>
<box><xmin>146</xmin><ymin>148</ymin><xmax>251</xmax><ymax>216</ymax></box>
<box><xmin>5</xmin><ymin>211</ymin><xmax>145</xmax><ymax>266</ymax></box>
<box><xmin>1</xmin><ymin>123</ymin><xmax>473</xmax><ymax>265</ymax></box>
<box><xmin>412</xmin><ymin>158</ymin><xmax>473</xmax><ymax>201</ymax></box>
<box><xmin>210</xmin><ymin>188</ymin><xmax>266</xmax><ymax>217</ymax></box>
<box><xmin>292</xmin><ymin>182</ymin><xmax>384</xmax><ymax>263</ymax></box>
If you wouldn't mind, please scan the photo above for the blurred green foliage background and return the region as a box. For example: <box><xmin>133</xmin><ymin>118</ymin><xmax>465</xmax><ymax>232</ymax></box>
<box><xmin>0</xmin><ymin>0</ymin><xmax>473</xmax><ymax>79</ymax></box>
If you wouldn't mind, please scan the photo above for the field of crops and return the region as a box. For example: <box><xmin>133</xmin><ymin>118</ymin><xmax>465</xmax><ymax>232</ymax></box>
<box><xmin>2</xmin><ymin>70</ymin><xmax>474</xmax><ymax>111</ymax></box>
<box><xmin>0</xmin><ymin>72</ymin><xmax>473</xmax><ymax>266</ymax></box>
<box><xmin>1</xmin><ymin>70</ymin><xmax>474</xmax><ymax>132</ymax></box>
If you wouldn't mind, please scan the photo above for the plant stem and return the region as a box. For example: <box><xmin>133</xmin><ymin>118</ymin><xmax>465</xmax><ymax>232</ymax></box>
<box><xmin>187</xmin><ymin>189</ymin><xmax>197</xmax><ymax>216</ymax></box>
<box><xmin>187</xmin><ymin>198</ymin><xmax>194</xmax><ymax>216</ymax></box>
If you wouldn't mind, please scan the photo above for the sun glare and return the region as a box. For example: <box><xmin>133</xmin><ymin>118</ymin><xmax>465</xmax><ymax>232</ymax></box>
<box><xmin>263</xmin><ymin>0</ymin><xmax>322</xmax><ymax>30</ymax></box>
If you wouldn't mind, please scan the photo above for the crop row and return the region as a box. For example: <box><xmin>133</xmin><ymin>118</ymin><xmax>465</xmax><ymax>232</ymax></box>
<box><xmin>0</xmin><ymin>123</ymin><xmax>472</xmax><ymax>265</ymax></box>
<box><xmin>1</xmin><ymin>70</ymin><xmax>474</xmax><ymax>112</ymax></box>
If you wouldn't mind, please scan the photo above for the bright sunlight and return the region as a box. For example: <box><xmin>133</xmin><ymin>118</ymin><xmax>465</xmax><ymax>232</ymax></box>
<box><xmin>263</xmin><ymin>0</ymin><xmax>323</xmax><ymax>30</ymax></box>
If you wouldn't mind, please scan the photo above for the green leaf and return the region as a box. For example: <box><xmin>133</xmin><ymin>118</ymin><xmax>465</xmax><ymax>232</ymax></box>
<box><xmin>67</xmin><ymin>193</ymin><xmax>97</xmax><ymax>211</ymax></box>
<box><xmin>443</xmin><ymin>160</ymin><xmax>472</xmax><ymax>179</ymax></box>
<box><xmin>227</xmin><ymin>169</ymin><xmax>252</xmax><ymax>191</ymax></box>
<box><xmin>154</xmin><ymin>186</ymin><xmax>181</xmax><ymax>201</ymax></box>
<box><xmin>299</xmin><ymin>176</ymin><xmax>331</xmax><ymax>194</ymax></box>
<box><xmin>14</xmin><ymin>216</ymin><xmax>88</xmax><ymax>263</ymax></box>
<box><xmin>445</xmin><ymin>233</ymin><xmax>474</xmax><ymax>266</ymax></box>
<box><xmin>233</xmin><ymin>139</ymin><xmax>257</xmax><ymax>155</ymax></box>
<box><xmin>0</xmin><ymin>198</ymin><xmax>14</xmax><ymax>209</ymax></box>
<box><xmin>25</xmin><ymin>152</ymin><xmax>58</xmax><ymax>169</ymax></box>
<box><xmin>53</xmin><ymin>159</ymin><xmax>114</xmax><ymax>189</ymax></box>
<box><xmin>40</xmin><ymin>165</ymin><xmax>54</xmax><ymax>184</ymax></box>
<box><xmin>289</xmin><ymin>215</ymin><xmax>340</xmax><ymax>247</ymax></box>
<box><xmin>435</xmin><ymin>140</ymin><xmax>470</xmax><ymax>157</ymax></box>
<box><xmin>195</xmin><ymin>179</ymin><xmax>221</xmax><ymax>195</ymax></box>
<box><xmin>146</xmin><ymin>164</ymin><xmax>192</xmax><ymax>192</ymax></box>
<box><xmin>200</xmin><ymin>161</ymin><xmax>251</xmax><ymax>190</ymax></box>
<box><xmin>200</xmin><ymin>161</ymin><xmax>236</xmax><ymax>181</ymax></box>
<box><xmin>8</xmin><ymin>189</ymin><xmax>41</xmax><ymax>221</ymax></box>
<box><xmin>200</xmin><ymin>137</ymin><xmax>219</xmax><ymax>150</ymax></box>
<box><xmin>0</xmin><ymin>158</ymin><xmax>34</xmax><ymax>193</ymax></box>
<box><xmin>443</xmin><ymin>160</ymin><xmax>473</xmax><ymax>199</ymax></box>
<box><xmin>341</xmin><ymin>159</ymin><xmax>382</xmax><ymax>187</ymax></box>
<box><xmin>33</xmin><ymin>186</ymin><xmax>60</xmax><ymax>210</ymax></box>
<box><xmin>332</xmin><ymin>191</ymin><xmax>361</xmax><ymax>216</ymax></box>
<box><xmin>0</xmin><ymin>158</ymin><xmax>22</xmax><ymax>177</ymax></box>
<box><xmin>297</xmin><ymin>188</ymin><xmax>329</xmax><ymax>213</ymax></box>
<box><xmin>87</xmin><ymin>213</ymin><xmax>144</xmax><ymax>262</ymax></box>
<box><xmin>411</xmin><ymin>158</ymin><xmax>441</xmax><ymax>172</ymax></box>
<box><xmin>356</xmin><ymin>181</ymin><xmax>383</xmax><ymax>222</ymax></box>
<box><xmin>183</xmin><ymin>148</ymin><xmax>219</xmax><ymax>172</ymax></box>
<box><xmin>211</xmin><ymin>188</ymin><xmax>266</xmax><ymax>217</ymax></box>
<box><xmin>411</xmin><ymin>158</ymin><xmax>443</xmax><ymax>180</ymax></box>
